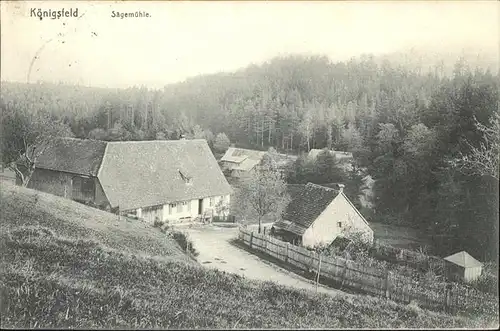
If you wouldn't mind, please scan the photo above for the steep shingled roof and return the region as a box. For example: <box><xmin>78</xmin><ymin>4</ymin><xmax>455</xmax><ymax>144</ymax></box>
<box><xmin>98</xmin><ymin>139</ymin><xmax>233</xmax><ymax>211</ymax></box>
<box><xmin>35</xmin><ymin>137</ymin><xmax>107</xmax><ymax>176</ymax></box>
<box><xmin>274</xmin><ymin>183</ymin><xmax>340</xmax><ymax>235</ymax></box>
<box><xmin>444</xmin><ymin>251</ymin><xmax>482</xmax><ymax>268</ymax></box>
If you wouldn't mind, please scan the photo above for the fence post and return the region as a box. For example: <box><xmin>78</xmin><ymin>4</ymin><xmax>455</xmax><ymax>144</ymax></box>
<box><xmin>341</xmin><ymin>260</ymin><xmax>348</xmax><ymax>289</ymax></box>
<box><xmin>250</xmin><ymin>231</ymin><xmax>254</xmax><ymax>249</ymax></box>
<box><xmin>316</xmin><ymin>252</ymin><xmax>322</xmax><ymax>293</ymax></box>
<box><xmin>385</xmin><ymin>270</ymin><xmax>391</xmax><ymax>299</ymax></box>
<box><xmin>444</xmin><ymin>284</ymin><xmax>452</xmax><ymax>312</ymax></box>
<box><xmin>285</xmin><ymin>242</ymin><xmax>289</xmax><ymax>263</ymax></box>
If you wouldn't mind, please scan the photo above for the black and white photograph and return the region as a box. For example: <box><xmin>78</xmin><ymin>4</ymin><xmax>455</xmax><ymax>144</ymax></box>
<box><xmin>1</xmin><ymin>0</ymin><xmax>499</xmax><ymax>329</ymax></box>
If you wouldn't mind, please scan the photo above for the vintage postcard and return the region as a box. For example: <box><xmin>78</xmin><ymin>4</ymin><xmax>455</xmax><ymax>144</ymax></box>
<box><xmin>1</xmin><ymin>0</ymin><xmax>498</xmax><ymax>329</ymax></box>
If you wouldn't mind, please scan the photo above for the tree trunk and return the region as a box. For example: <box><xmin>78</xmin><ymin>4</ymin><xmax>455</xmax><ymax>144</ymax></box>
<box><xmin>258</xmin><ymin>215</ymin><xmax>262</xmax><ymax>234</ymax></box>
<box><xmin>22</xmin><ymin>170</ymin><xmax>34</xmax><ymax>187</ymax></box>
<box><xmin>327</xmin><ymin>125</ymin><xmax>333</xmax><ymax>149</ymax></box>
<box><xmin>10</xmin><ymin>162</ymin><xmax>34</xmax><ymax>187</ymax></box>
<box><xmin>268</xmin><ymin>119</ymin><xmax>272</xmax><ymax>145</ymax></box>
<box><xmin>261</xmin><ymin>118</ymin><xmax>264</xmax><ymax>148</ymax></box>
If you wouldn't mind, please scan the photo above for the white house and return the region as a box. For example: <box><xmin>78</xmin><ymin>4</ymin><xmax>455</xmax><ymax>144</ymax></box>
<box><xmin>28</xmin><ymin>138</ymin><xmax>233</xmax><ymax>224</ymax></box>
<box><xmin>273</xmin><ymin>183</ymin><xmax>373</xmax><ymax>248</ymax></box>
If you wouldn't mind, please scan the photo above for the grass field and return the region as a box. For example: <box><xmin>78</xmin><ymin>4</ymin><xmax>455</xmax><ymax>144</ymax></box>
<box><xmin>1</xmin><ymin>181</ymin><xmax>497</xmax><ymax>329</ymax></box>
<box><xmin>0</xmin><ymin>181</ymin><xmax>190</xmax><ymax>262</ymax></box>
<box><xmin>370</xmin><ymin>221</ymin><xmax>431</xmax><ymax>251</ymax></box>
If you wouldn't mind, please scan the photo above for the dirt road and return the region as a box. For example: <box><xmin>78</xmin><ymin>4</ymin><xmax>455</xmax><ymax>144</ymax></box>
<box><xmin>184</xmin><ymin>224</ymin><xmax>350</xmax><ymax>297</ymax></box>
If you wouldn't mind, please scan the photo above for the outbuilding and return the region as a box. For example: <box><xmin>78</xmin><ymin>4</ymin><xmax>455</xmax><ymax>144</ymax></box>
<box><xmin>444</xmin><ymin>251</ymin><xmax>483</xmax><ymax>282</ymax></box>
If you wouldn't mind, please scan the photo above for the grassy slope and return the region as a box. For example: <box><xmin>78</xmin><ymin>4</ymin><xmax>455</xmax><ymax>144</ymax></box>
<box><xmin>0</xmin><ymin>181</ymin><xmax>189</xmax><ymax>262</ymax></box>
<box><xmin>1</xmin><ymin>181</ymin><xmax>497</xmax><ymax>329</ymax></box>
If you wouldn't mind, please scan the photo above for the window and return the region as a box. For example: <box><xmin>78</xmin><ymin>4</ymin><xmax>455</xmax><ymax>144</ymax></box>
<box><xmin>337</xmin><ymin>222</ymin><xmax>342</xmax><ymax>228</ymax></box>
<box><xmin>177</xmin><ymin>203</ymin><xmax>183</xmax><ymax>213</ymax></box>
<box><xmin>209</xmin><ymin>197</ymin><xmax>214</xmax><ymax>207</ymax></box>
<box><xmin>169</xmin><ymin>203</ymin><xmax>176</xmax><ymax>215</ymax></box>
<box><xmin>179</xmin><ymin>170</ymin><xmax>192</xmax><ymax>185</ymax></box>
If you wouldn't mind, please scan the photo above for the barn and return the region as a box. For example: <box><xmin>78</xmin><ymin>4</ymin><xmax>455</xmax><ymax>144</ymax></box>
<box><xmin>27</xmin><ymin>137</ymin><xmax>233</xmax><ymax>224</ymax></box>
<box><xmin>444</xmin><ymin>251</ymin><xmax>483</xmax><ymax>282</ymax></box>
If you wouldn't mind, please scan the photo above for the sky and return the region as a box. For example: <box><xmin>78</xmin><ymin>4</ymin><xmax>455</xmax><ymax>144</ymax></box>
<box><xmin>1</xmin><ymin>1</ymin><xmax>499</xmax><ymax>89</ymax></box>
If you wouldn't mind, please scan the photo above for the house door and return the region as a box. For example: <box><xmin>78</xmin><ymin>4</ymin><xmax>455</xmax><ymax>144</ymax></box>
<box><xmin>198</xmin><ymin>199</ymin><xmax>203</xmax><ymax>215</ymax></box>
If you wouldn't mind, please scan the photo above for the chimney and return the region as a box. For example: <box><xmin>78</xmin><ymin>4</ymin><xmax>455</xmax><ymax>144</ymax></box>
<box><xmin>338</xmin><ymin>184</ymin><xmax>345</xmax><ymax>193</ymax></box>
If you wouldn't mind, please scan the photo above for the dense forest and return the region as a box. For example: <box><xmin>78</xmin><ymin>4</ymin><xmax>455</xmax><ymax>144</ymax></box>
<box><xmin>1</xmin><ymin>53</ymin><xmax>498</xmax><ymax>261</ymax></box>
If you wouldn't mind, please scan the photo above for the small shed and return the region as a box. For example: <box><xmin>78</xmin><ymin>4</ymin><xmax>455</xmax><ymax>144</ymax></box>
<box><xmin>444</xmin><ymin>251</ymin><xmax>483</xmax><ymax>282</ymax></box>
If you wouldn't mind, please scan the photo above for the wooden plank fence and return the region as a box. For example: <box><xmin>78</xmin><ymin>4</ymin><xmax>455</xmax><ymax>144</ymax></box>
<box><xmin>238</xmin><ymin>227</ymin><xmax>498</xmax><ymax>315</ymax></box>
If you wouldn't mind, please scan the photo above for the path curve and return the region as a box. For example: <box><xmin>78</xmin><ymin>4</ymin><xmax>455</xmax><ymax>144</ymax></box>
<box><xmin>183</xmin><ymin>224</ymin><xmax>351</xmax><ymax>297</ymax></box>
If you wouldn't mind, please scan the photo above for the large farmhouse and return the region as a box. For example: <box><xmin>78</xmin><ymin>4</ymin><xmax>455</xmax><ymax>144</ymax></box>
<box><xmin>273</xmin><ymin>183</ymin><xmax>373</xmax><ymax>248</ymax></box>
<box><xmin>27</xmin><ymin>138</ymin><xmax>233</xmax><ymax>223</ymax></box>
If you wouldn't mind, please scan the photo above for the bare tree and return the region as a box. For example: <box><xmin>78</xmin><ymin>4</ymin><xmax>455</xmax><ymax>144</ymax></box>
<box><xmin>233</xmin><ymin>162</ymin><xmax>290</xmax><ymax>233</ymax></box>
<box><xmin>455</xmin><ymin>112</ymin><xmax>500</xmax><ymax>181</ymax></box>
<box><xmin>1</xmin><ymin>108</ymin><xmax>73</xmax><ymax>186</ymax></box>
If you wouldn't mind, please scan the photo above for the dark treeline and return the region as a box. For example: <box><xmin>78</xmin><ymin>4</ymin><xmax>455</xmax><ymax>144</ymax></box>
<box><xmin>1</xmin><ymin>54</ymin><xmax>498</xmax><ymax>261</ymax></box>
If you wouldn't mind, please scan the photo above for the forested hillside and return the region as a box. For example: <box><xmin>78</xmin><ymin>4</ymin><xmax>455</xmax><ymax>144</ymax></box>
<box><xmin>1</xmin><ymin>53</ymin><xmax>498</xmax><ymax>261</ymax></box>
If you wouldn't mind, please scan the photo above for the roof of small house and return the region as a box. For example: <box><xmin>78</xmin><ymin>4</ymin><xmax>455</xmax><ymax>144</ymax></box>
<box><xmin>221</xmin><ymin>148</ymin><xmax>266</xmax><ymax>162</ymax></box>
<box><xmin>274</xmin><ymin>183</ymin><xmax>340</xmax><ymax>236</ymax></box>
<box><xmin>221</xmin><ymin>148</ymin><xmax>268</xmax><ymax>172</ymax></box>
<box><xmin>35</xmin><ymin>137</ymin><xmax>107</xmax><ymax>176</ymax></box>
<box><xmin>232</xmin><ymin>158</ymin><xmax>262</xmax><ymax>172</ymax></box>
<box><xmin>444</xmin><ymin>251</ymin><xmax>483</xmax><ymax>268</ymax></box>
<box><xmin>35</xmin><ymin>138</ymin><xmax>232</xmax><ymax>211</ymax></box>
<box><xmin>307</xmin><ymin>149</ymin><xmax>353</xmax><ymax>161</ymax></box>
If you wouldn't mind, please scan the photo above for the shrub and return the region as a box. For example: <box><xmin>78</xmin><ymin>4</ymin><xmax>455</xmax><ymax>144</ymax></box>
<box><xmin>469</xmin><ymin>269</ymin><xmax>498</xmax><ymax>295</ymax></box>
<box><xmin>153</xmin><ymin>217</ymin><xmax>164</xmax><ymax>228</ymax></box>
<box><xmin>169</xmin><ymin>231</ymin><xmax>199</xmax><ymax>257</ymax></box>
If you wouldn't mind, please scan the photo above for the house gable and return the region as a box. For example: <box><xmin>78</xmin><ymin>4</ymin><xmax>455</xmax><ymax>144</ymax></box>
<box><xmin>302</xmin><ymin>191</ymin><xmax>373</xmax><ymax>248</ymax></box>
<box><xmin>275</xmin><ymin>183</ymin><xmax>338</xmax><ymax>235</ymax></box>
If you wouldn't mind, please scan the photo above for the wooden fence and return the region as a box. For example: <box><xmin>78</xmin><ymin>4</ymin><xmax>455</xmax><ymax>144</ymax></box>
<box><xmin>238</xmin><ymin>227</ymin><xmax>498</xmax><ymax>315</ymax></box>
<box><xmin>212</xmin><ymin>215</ymin><xmax>237</xmax><ymax>223</ymax></box>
